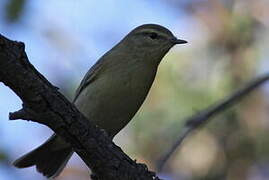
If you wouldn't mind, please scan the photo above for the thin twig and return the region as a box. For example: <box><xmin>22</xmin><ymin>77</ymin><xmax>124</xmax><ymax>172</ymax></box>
<box><xmin>157</xmin><ymin>73</ymin><xmax>269</xmax><ymax>171</ymax></box>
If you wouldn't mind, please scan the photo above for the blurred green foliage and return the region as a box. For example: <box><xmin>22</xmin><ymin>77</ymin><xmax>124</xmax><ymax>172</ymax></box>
<box><xmin>5</xmin><ymin>0</ymin><xmax>26</xmax><ymax>22</ymax></box>
<box><xmin>1</xmin><ymin>0</ymin><xmax>269</xmax><ymax>180</ymax></box>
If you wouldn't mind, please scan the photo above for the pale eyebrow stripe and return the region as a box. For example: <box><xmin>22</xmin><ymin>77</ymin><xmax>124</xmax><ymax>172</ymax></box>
<box><xmin>138</xmin><ymin>29</ymin><xmax>172</xmax><ymax>38</ymax></box>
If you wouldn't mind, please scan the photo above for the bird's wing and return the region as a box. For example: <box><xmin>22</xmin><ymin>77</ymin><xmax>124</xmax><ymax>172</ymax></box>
<box><xmin>73</xmin><ymin>59</ymin><xmax>104</xmax><ymax>102</ymax></box>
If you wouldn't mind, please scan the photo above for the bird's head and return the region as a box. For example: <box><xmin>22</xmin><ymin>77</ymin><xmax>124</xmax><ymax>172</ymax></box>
<box><xmin>121</xmin><ymin>24</ymin><xmax>187</xmax><ymax>64</ymax></box>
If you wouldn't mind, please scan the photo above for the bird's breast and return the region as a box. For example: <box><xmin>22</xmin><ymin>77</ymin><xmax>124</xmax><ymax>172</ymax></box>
<box><xmin>74</xmin><ymin>61</ymin><xmax>157</xmax><ymax>137</ymax></box>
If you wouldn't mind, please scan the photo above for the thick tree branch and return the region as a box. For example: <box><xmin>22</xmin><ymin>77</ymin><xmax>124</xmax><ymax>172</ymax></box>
<box><xmin>0</xmin><ymin>34</ymin><xmax>161</xmax><ymax>180</ymax></box>
<box><xmin>157</xmin><ymin>73</ymin><xmax>269</xmax><ymax>171</ymax></box>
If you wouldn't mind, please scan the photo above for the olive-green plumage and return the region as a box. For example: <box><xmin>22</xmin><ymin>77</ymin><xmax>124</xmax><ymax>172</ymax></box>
<box><xmin>13</xmin><ymin>24</ymin><xmax>187</xmax><ymax>178</ymax></box>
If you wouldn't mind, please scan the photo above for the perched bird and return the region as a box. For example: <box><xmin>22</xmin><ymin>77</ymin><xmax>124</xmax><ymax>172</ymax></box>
<box><xmin>13</xmin><ymin>24</ymin><xmax>187</xmax><ymax>178</ymax></box>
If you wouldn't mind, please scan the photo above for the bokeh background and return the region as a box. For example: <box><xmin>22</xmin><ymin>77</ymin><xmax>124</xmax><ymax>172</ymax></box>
<box><xmin>0</xmin><ymin>0</ymin><xmax>269</xmax><ymax>179</ymax></box>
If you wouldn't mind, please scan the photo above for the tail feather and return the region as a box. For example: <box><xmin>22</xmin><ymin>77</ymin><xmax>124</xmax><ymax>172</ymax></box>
<box><xmin>13</xmin><ymin>135</ymin><xmax>73</xmax><ymax>178</ymax></box>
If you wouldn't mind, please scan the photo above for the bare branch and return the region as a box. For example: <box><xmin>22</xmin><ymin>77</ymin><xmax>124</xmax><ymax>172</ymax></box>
<box><xmin>0</xmin><ymin>34</ymin><xmax>161</xmax><ymax>180</ymax></box>
<box><xmin>9</xmin><ymin>109</ymin><xmax>30</xmax><ymax>120</ymax></box>
<box><xmin>157</xmin><ymin>73</ymin><xmax>269</xmax><ymax>171</ymax></box>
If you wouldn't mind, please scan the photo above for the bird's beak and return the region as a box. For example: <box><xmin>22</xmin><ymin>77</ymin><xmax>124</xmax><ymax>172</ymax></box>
<box><xmin>170</xmin><ymin>38</ymin><xmax>188</xmax><ymax>44</ymax></box>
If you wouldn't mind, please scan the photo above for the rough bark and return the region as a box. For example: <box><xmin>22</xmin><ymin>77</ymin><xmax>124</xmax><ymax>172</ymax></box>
<box><xmin>0</xmin><ymin>34</ymin><xmax>161</xmax><ymax>180</ymax></box>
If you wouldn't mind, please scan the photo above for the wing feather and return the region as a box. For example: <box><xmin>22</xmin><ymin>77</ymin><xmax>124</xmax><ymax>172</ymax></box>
<box><xmin>73</xmin><ymin>59</ymin><xmax>104</xmax><ymax>102</ymax></box>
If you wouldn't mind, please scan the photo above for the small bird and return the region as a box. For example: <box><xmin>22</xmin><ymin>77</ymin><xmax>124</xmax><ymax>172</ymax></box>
<box><xmin>13</xmin><ymin>24</ymin><xmax>187</xmax><ymax>178</ymax></box>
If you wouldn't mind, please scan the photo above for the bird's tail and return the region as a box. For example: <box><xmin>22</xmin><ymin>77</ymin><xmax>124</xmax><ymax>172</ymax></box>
<box><xmin>13</xmin><ymin>135</ymin><xmax>73</xmax><ymax>178</ymax></box>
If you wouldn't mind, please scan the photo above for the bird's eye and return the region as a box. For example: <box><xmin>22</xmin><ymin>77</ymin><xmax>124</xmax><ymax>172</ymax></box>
<box><xmin>149</xmin><ymin>32</ymin><xmax>158</xmax><ymax>39</ymax></box>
